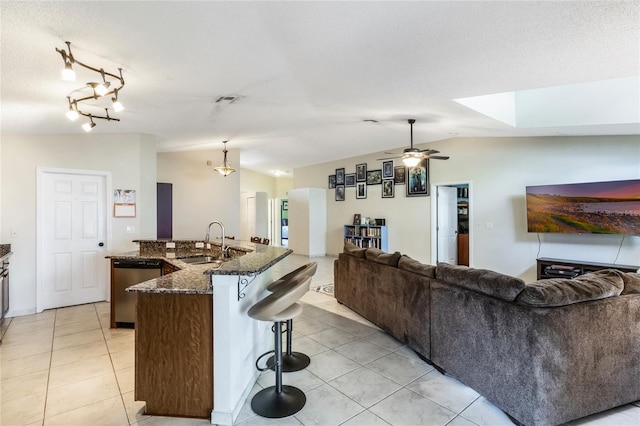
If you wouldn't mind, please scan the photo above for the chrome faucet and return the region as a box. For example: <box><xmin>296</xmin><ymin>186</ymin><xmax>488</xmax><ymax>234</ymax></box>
<box><xmin>205</xmin><ymin>221</ymin><xmax>228</xmax><ymax>257</ymax></box>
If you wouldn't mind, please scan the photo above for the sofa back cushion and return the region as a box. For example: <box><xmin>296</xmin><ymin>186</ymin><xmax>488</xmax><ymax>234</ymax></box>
<box><xmin>435</xmin><ymin>263</ymin><xmax>525</xmax><ymax>302</ymax></box>
<box><xmin>397</xmin><ymin>255</ymin><xmax>436</xmax><ymax>278</ymax></box>
<box><xmin>365</xmin><ymin>248</ymin><xmax>401</xmax><ymax>267</ymax></box>
<box><xmin>517</xmin><ymin>269</ymin><xmax>624</xmax><ymax>307</ymax></box>
<box><xmin>343</xmin><ymin>242</ymin><xmax>367</xmax><ymax>258</ymax></box>
<box><xmin>620</xmin><ymin>272</ymin><xmax>640</xmax><ymax>295</ymax></box>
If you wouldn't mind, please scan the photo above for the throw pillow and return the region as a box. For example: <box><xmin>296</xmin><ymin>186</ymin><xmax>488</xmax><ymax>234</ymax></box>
<box><xmin>435</xmin><ymin>262</ymin><xmax>525</xmax><ymax>302</ymax></box>
<box><xmin>365</xmin><ymin>248</ymin><xmax>401</xmax><ymax>267</ymax></box>
<box><xmin>398</xmin><ymin>255</ymin><xmax>436</xmax><ymax>278</ymax></box>
<box><xmin>517</xmin><ymin>271</ymin><xmax>624</xmax><ymax>307</ymax></box>
<box><xmin>343</xmin><ymin>242</ymin><xmax>366</xmax><ymax>258</ymax></box>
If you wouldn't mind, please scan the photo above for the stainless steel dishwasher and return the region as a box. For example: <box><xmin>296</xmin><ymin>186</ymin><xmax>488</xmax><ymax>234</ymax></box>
<box><xmin>112</xmin><ymin>259</ymin><xmax>162</xmax><ymax>327</ymax></box>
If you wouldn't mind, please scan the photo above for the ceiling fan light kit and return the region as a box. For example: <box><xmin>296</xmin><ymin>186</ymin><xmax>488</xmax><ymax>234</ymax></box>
<box><xmin>379</xmin><ymin>119</ymin><xmax>450</xmax><ymax>166</ymax></box>
<box><xmin>56</xmin><ymin>41</ymin><xmax>125</xmax><ymax>131</ymax></box>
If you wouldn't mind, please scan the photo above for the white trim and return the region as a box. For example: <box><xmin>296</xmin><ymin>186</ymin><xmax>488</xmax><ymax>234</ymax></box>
<box><xmin>36</xmin><ymin>167</ymin><xmax>112</xmax><ymax>313</ymax></box>
<box><xmin>431</xmin><ymin>180</ymin><xmax>473</xmax><ymax>266</ymax></box>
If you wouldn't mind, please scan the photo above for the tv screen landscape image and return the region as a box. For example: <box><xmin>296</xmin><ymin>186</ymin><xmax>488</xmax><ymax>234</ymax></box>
<box><xmin>526</xmin><ymin>179</ymin><xmax>640</xmax><ymax>236</ymax></box>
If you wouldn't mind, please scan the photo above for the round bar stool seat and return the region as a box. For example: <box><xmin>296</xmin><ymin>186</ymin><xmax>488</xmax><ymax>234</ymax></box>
<box><xmin>266</xmin><ymin>262</ymin><xmax>317</xmax><ymax>372</ymax></box>
<box><xmin>248</xmin><ymin>274</ymin><xmax>312</xmax><ymax>418</ymax></box>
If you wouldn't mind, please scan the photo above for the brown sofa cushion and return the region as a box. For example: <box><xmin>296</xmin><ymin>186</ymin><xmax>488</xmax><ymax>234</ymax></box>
<box><xmin>365</xmin><ymin>248</ymin><xmax>401</xmax><ymax>267</ymax></box>
<box><xmin>343</xmin><ymin>242</ymin><xmax>366</xmax><ymax>258</ymax></box>
<box><xmin>398</xmin><ymin>255</ymin><xmax>435</xmax><ymax>278</ymax></box>
<box><xmin>517</xmin><ymin>270</ymin><xmax>624</xmax><ymax>307</ymax></box>
<box><xmin>435</xmin><ymin>263</ymin><xmax>525</xmax><ymax>302</ymax></box>
<box><xmin>620</xmin><ymin>272</ymin><xmax>640</xmax><ymax>295</ymax></box>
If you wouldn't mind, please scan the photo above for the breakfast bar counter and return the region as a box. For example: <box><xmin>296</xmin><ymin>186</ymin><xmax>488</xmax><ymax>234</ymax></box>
<box><xmin>113</xmin><ymin>239</ymin><xmax>292</xmax><ymax>424</ymax></box>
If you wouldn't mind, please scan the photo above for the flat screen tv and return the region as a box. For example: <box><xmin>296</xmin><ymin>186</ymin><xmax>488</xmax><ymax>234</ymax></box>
<box><xmin>526</xmin><ymin>179</ymin><xmax>640</xmax><ymax>236</ymax></box>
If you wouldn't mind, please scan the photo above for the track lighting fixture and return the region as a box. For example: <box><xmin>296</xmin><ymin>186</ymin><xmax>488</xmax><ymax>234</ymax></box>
<box><xmin>82</xmin><ymin>115</ymin><xmax>96</xmax><ymax>132</ymax></box>
<box><xmin>213</xmin><ymin>141</ymin><xmax>237</xmax><ymax>177</ymax></box>
<box><xmin>56</xmin><ymin>41</ymin><xmax>125</xmax><ymax>131</ymax></box>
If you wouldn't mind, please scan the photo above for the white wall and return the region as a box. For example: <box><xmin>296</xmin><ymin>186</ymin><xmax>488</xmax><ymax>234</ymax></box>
<box><xmin>157</xmin><ymin>149</ymin><xmax>240</xmax><ymax>239</ymax></box>
<box><xmin>1</xmin><ymin>133</ymin><xmax>157</xmax><ymax>315</ymax></box>
<box><xmin>240</xmin><ymin>169</ymin><xmax>293</xmax><ymax>199</ymax></box>
<box><xmin>294</xmin><ymin>135</ymin><xmax>640</xmax><ymax>282</ymax></box>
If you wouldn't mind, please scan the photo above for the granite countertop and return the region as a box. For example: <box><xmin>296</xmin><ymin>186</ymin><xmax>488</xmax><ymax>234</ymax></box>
<box><xmin>0</xmin><ymin>244</ymin><xmax>12</xmax><ymax>261</ymax></box>
<box><xmin>112</xmin><ymin>240</ymin><xmax>292</xmax><ymax>295</ymax></box>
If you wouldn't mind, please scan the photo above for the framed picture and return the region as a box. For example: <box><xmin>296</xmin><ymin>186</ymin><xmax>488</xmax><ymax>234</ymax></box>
<box><xmin>114</xmin><ymin>189</ymin><xmax>136</xmax><ymax>217</ymax></box>
<box><xmin>366</xmin><ymin>169</ymin><xmax>382</xmax><ymax>185</ymax></box>
<box><xmin>394</xmin><ymin>165</ymin><xmax>406</xmax><ymax>184</ymax></box>
<box><xmin>282</xmin><ymin>200</ymin><xmax>288</xmax><ymax>211</ymax></box>
<box><xmin>353</xmin><ymin>213</ymin><xmax>361</xmax><ymax>225</ymax></box>
<box><xmin>356</xmin><ymin>182</ymin><xmax>367</xmax><ymax>199</ymax></box>
<box><xmin>356</xmin><ymin>163</ymin><xmax>367</xmax><ymax>182</ymax></box>
<box><xmin>382</xmin><ymin>179</ymin><xmax>394</xmax><ymax>198</ymax></box>
<box><xmin>382</xmin><ymin>160</ymin><xmax>394</xmax><ymax>179</ymax></box>
<box><xmin>336</xmin><ymin>168</ymin><xmax>345</xmax><ymax>185</ymax></box>
<box><xmin>328</xmin><ymin>175</ymin><xmax>336</xmax><ymax>189</ymax></box>
<box><xmin>407</xmin><ymin>159</ymin><xmax>429</xmax><ymax>196</ymax></box>
<box><xmin>335</xmin><ymin>185</ymin><xmax>345</xmax><ymax>201</ymax></box>
<box><xmin>345</xmin><ymin>173</ymin><xmax>356</xmax><ymax>187</ymax></box>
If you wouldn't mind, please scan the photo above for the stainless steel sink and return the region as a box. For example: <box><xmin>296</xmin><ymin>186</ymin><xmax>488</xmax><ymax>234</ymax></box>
<box><xmin>178</xmin><ymin>256</ymin><xmax>224</xmax><ymax>266</ymax></box>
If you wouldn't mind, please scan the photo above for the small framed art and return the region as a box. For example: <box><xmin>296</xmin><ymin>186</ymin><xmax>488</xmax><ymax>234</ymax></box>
<box><xmin>382</xmin><ymin>160</ymin><xmax>394</xmax><ymax>179</ymax></box>
<box><xmin>345</xmin><ymin>173</ymin><xmax>356</xmax><ymax>187</ymax></box>
<box><xmin>328</xmin><ymin>175</ymin><xmax>336</xmax><ymax>189</ymax></box>
<box><xmin>336</xmin><ymin>168</ymin><xmax>345</xmax><ymax>185</ymax></box>
<box><xmin>394</xmin><ymin>165</ymin><xmax>406</xmax><ymax>184</ymax></box>
<box><xmin>382</xmin><ymin>179</ymin><xmax>394</xmax><ymax>198</ymax></box>
<box><xmin>356</xmin><ymin>163</ymin><xmax>367</xmax><ymax>182</ymax></box>
<box><xmin>356</xmin><ymin>182</ymin><xmax>367</xmax><ymax>199</ymax></box>
<box><xmin>336</xmin><ymin>185</ymin><xmax>345</xmax><ymax>201</ymax></box>
<box><xmin>366</xmin><ymin>169</ymin><xmax>382</xmax><ymax>185</ymax></box>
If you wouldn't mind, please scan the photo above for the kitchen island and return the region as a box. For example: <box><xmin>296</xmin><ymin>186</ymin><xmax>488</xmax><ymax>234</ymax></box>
<box><xmin>119</xmin><ymin>239</ymin><xmax>292</xmax><ymax>424</ymax></box>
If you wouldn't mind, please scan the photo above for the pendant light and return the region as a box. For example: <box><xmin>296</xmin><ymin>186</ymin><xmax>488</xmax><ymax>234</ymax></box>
<box><xmin>214</xmin><ymin>141</ymin><xmax>237</xmax><ymax>177</ymax></box>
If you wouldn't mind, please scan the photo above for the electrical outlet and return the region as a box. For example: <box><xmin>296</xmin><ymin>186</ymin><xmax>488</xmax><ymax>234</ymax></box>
<box><xmin>126</xmin><ymin>226</ymin><xmax>135</xmax><ymax>234</ymax></box>
<box><xmin>166</xmin><ymin>252</ymin><xmax>176</xmax><ymax>258</ymax></box>
<box><xmin>166</xmin><ymin>242</ymin><xmax>176</xmax><ymax>249</ymax></box>
<box><xmin>10</xmin><ymin>229</ymin><xmax>17</xmax><ymax>238</ymax></box>
<box><xmin>195</xmin><ymin>242</ymin><xmax>204</xmax><ymax>248</ymax></box>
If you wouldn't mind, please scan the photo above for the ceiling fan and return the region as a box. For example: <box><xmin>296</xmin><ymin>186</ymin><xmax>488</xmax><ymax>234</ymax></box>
<box><xmin>378</xmin><ymin>119</ymin><xmax>449</xmax><ymax>167</ymax></box>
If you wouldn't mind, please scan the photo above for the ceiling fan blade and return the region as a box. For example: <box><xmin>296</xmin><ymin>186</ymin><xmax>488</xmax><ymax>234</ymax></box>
<box><xmin>420</xmin><ymin>149</ymin><xmax>440</xmax><ymax>154</ymax></box>
<box><xmin>377</xmin><ymin>156</ymin><xmax>401</xmax><ymax>161</ymax></box>
<box><xmin>426</xmin><ymin>155</ymin><xmax>449</xmax><ymax>160</ymax></box>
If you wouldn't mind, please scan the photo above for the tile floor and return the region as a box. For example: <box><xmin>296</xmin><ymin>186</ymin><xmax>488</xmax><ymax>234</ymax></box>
<box><xmin>1</xmin><ymin>254</ymin><xmax>639</xmax><ymax>426</ymax></box>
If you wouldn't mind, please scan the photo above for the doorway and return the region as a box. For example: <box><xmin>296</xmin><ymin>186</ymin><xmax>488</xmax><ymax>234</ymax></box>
<box><xmin>431</xmin><ymin>182</ymin><xmax>471</xmax><ymax>266</ymax></box>
<box><xmin>37</xmin><ymin>168</ymin><xmax>111</xmax><ymax>312</ymax></box>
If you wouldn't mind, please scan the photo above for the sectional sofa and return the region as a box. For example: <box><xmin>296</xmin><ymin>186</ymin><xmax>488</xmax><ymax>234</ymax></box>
<box><xmin>334</xmin><ymin>243</ymin><xmax>640</xmax><ymax>426</ymax></box>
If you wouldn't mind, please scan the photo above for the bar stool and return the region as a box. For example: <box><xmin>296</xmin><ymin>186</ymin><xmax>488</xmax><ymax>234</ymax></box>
<box><xmin>248</xmin><ymin>274</ymin><xmax>312</xmax><ymax>418</ymax></box>
<box><xmin>266</xmin><ymin>262</ymin><xmax>317</xmax><ymax>372</ymax></box>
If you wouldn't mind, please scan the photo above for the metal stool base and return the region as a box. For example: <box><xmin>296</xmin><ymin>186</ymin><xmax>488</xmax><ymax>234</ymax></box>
<box><xmin>251</xmin><ymin>385</ymin><xmax>306</xmax><ymax>418</ymax></box>
<box><xmin>267</xmin><ymin>352</ymin><xmax>311</xmax><ymax>373</ymax></box>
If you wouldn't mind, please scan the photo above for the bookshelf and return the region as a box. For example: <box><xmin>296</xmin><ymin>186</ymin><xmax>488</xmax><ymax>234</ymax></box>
<box><xmin>344</xmin><ymin>225</ymin><xmax>388</xmax><ymax>251</ymax></box>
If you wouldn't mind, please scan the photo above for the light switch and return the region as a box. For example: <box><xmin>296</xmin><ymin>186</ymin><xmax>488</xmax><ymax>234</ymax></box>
<box><xmin>126</xmin><ymin>226</ymin><xmax>135</xmax><ymax>234</ymax></box>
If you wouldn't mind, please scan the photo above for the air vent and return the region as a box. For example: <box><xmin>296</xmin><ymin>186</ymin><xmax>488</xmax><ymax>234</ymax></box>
<box><xmin>215</xmin><ymin>96</ymin><xmax>239</xmax><ymax>103</ymax></box>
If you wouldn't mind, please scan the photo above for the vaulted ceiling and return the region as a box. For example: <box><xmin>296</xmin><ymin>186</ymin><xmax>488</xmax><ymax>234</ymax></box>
<box><xmin>2</xmin><ymin>1</ymin><xmax>638</xmax><ymax>176</ymax></box>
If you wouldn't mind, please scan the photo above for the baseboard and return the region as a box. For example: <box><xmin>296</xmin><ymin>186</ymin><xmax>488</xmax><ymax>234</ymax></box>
<box><xmin>210</xmin><ymin>369</ymin><xmax>260</xmax><ymax>425</ymax></box>
<box><xmin>6</xmin><ymin>307</ymin><xmax>37</xmax><ymax>318</ymax></box>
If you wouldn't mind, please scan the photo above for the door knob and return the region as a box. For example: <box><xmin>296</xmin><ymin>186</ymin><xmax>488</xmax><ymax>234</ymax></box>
<box><xmin>98</xmin><ymin>242</ymin><xmax>104</xmax><ymax>247</ymax></box>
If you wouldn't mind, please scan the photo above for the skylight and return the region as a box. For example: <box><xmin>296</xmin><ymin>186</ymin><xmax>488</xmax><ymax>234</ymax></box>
<box><xmin>454</xmin><ymin>76</ymin><xmax>640</xmax><ymax>128</ymax></box>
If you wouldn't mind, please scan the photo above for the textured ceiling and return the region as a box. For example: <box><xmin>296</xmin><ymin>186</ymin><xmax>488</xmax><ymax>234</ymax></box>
<box><xmin>1</xmin><ymin>1</ymin><xmax>639</xmax><ymax>176</ymax></box>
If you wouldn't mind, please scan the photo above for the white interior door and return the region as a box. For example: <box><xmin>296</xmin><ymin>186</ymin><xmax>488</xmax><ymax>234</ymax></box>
<box><xmin>39</xmin><ymin>170</ymin><xmax>108</xmax><ymax>310</ymax></box>
<box><xmin>437</xmin><ymin>186</ymin><xmax>458</xmax><ymax>264</ymax></box>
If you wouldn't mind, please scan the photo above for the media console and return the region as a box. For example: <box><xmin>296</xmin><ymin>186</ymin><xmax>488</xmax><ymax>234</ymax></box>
<box><xmin>536</xmin><ymin>257</ymin><xmax>639</xmax><ymax>280</ymax></box>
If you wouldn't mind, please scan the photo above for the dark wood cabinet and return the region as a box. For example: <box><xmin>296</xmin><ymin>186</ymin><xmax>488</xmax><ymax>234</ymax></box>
<box><xmin>536</xmin><ymin>257</ymin><xmax>638</xmax><ymax>280</ymax></box>
<box><xmin>135</xmin><ymin>293</ymin><xmax>213</xmax><ymax>418</ymax></box>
